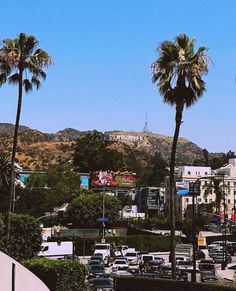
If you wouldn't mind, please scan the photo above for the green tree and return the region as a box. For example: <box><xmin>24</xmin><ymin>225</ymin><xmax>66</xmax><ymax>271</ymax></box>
<box><xmin>152</xmin><ymin>33</ymin><xmax>209</xmax><ymax>278</ymax></box>
<box><xmin>2</xmin><ymin>213</ymin><xmax>42</xmax><ymax>261</ymax></box>
<box><xmin>0</xmin><ymin>33</ymin><xmax>52</xmax><ymax>242</ymax></box>
<box><xmin>203</xmin><ymin>178</ymin><xmax>225</xmax><ymax>214</ymax></box>
<box><xmin>203</xmin><ymin>148</ymin><xmax>209</xmax><ymax>166</ymax></box>
<box><xmin>45</xmin><ymin>164</ymin><xmax>81</xmax><ymax>206</ymax></box>
<box><xmin>16</xmin><ymin>165</ymin><xmax>81</xmax><ymax>217</ymax></box>
<box><xmin>67</xmin><ymin>193</ymin><xmax>121</xmax><ymax>226</ymax></box>
<box><xmin>144</xmin><ymin>152</ymin><xmax>169</xmax><ymax>187</ymax></box>
<box><xmin>73</xmin><ymin>130</ymin><xmax>125</xmax><ymax>172</ymax></box>
<box><xmin>0</xmin><ymin>153</ymin><xmax>11</xmax><ymax>214</ymax></box>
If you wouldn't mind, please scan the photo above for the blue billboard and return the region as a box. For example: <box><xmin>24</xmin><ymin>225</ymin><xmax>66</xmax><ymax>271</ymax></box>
<box><xmin>176</xmin><ymin>181</ymin><xmax>189</xmax><ymax>196</ymax></box>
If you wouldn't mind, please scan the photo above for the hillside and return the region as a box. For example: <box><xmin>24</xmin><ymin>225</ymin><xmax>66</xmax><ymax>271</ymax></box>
<box><xmin>0</xmin><ymin>124</ymin><xmax>206</xmax><ymax>170</ymax></box>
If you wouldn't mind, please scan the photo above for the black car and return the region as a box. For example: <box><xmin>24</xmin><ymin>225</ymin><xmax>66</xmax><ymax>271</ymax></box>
<box><xmin>88</xmin><ymin>265</ymin><xmax>105</xmax><ymax>279</ymax></box>
<box><xmin>88</xmin><ymin>277</ymin><xmax>113</xmax><ymax>290</ymax></box>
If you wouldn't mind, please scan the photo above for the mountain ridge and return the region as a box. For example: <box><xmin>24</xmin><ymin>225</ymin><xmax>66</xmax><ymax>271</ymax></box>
<box><xmin>0</xmin><ymin>123</ymin><xmax>215</xmax><ymax>170</ymax></box>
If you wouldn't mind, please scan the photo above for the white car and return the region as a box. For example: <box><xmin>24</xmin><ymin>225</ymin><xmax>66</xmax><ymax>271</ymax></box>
<box><xmin>176</xmin><ymin>260</ymin><xmax>193</xmax><ymax>270</ymax></box>
<box><xmin>112</xmin><ymin>259</ymin><xmax>129</xmax><ymax>272</ymax></box>
<box><xmin>125</xmin><ymin>251</ymin><xmax>139</xmax><ymax>265</ymax></box>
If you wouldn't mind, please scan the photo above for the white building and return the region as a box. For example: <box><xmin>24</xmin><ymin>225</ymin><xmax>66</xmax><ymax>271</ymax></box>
<box><xmin>165</xmin><ymin>160</ymin><xmax>236</xmax><ymax>218</ymax></box>
<box><xmin>120</xmin><ymin>205</ymin><xmax>145</xmax><ymax>219</ymax></box>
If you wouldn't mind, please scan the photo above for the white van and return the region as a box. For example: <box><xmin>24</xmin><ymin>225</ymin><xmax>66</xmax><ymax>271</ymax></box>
<box><xmin>38</xmin><ymin>241</ymin><xmax>73</xmax><ymax>260</ymax></box>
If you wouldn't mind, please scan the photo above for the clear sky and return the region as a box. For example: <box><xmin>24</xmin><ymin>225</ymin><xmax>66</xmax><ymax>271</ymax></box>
<box><xmin>0</xmin><ymin>0</ymin><xmax>236</xmax><ymax>153</ymax></box>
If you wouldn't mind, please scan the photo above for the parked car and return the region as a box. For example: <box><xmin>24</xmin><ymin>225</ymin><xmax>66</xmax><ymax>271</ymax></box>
<box><xmin>88</xmin><ymin>260</ymin><xmax>103</xmax><ymax>267</ymax></box>
<box><xmin>145</xmin><ymin>260</ymin><xmax>163</xmax><ymax>274</ymax></box>
<box><xmin>125</xmin><ymin>251</ymin><xmax>139</xmax><ymax>265</ymax></box>
<box><xmin>160</xmin><ymin>263</ymin><xmax>172</xmax><ymax>279</ymax></box>
<box><xmin>90</xmin><ymin>255</ymin><xmax>104</xmax><ymax>263</ymax></box>
<box><xmin>153</xmin><ymin>256</ymin><xmax>165</xmax><ymax>264</ymax></box>
<box><xmin>176</xmin><ymin>260</ymin><xmax>193</xmax><ymax>270</ymax></box>
<box><xmin>88</xmin><ymin>277</ymin><xmax>113</xmax><ymax>291</ymax></box>
<box><xmin>213</xmin><ymin>252</ymin><xmax>232</xmax><ymax>264</ymax></box>
<box><xmin>140</xmin><ymin>254</ymin><xmax>154</xmax><ymax>266</ymax></box>
<box><xmin>201</xmin><ymin>271</ymin><xmax>218</xmax><ymax>283</ymax></box>
<box><xmin>112</xmin><ymin>259</ymin><xmax>129</xmax><ymax>272</ymax></box>
<box><xmin>87</xmin><ymin>265</ymin><xmax>105</xmax><ymax>279</ymax></box>
<box><xmin>199</xmin><ymin>260</ymin><xmax>215</xmax><ymax>273</ymax></box>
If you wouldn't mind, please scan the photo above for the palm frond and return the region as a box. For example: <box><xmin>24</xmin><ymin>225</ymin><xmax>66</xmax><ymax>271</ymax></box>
<box><xmin>31</xmin><ymin>76</ymin><xmax>41</xmax><ymax>89</ymax></box>
<box><xmin>8</xmin><ymin>73</ymin><xmax>19</xmax><ymax>85</ymax></box>
<box><xmin>23</xmin><ymin>79</ymin><xmax>33</xmax><ymax>93</ymax></box>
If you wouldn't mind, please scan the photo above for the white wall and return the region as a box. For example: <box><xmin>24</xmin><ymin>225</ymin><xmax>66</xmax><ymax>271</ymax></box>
<box><xmin>0</xmin><ymin>251</ymin><xmax>49</xmax><ymax>291</ymax></box>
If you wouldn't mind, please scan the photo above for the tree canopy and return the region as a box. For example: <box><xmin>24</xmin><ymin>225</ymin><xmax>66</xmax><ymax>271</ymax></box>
<box><xmin>66</xmin><ymin>193</ymin><xmax>122</xmax><ymax>226</ymax></box>
<box><xmin>73</xmin><ymin>130</ymin><xmax>126</xmax><ymax>172</ymax></box>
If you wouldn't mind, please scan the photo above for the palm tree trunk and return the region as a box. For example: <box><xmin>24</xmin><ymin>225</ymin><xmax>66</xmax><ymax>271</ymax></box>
<box><xmin>6</xmin><ymin>69</ymin><xmax>23</xmax><ymax>244</ymax></box>
<box><xmin>170</xmin><ymin>101</ymin><xmax>184</xmax><ymax>280</ymax></box>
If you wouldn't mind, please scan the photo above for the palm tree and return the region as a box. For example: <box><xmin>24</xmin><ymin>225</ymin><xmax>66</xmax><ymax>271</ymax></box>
<box><xmin>203</xmin><ymin>178</ymin><xmax>226</xmax><ymax>215</ymax></box>
<box><xmin>0</xmin><ymin>33</ymin><xmax>52</xmax><ymax>242</ymax></box>
<box><xmin>152</xmin><ymin>34</ymin><xmax>210</xmax><ymax>279</ymax></box>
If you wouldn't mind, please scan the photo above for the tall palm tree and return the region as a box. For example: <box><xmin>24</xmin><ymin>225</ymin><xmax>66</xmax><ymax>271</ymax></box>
<box><xmin>152</xmin><ymin>34</ymin><xmax>210</xmax><ymax>279</ymax></box>
<box><xmin>0</xmin><ymin>33</ymin><xmax>52</xmax><ymax>242</ymax></box>
<box><xmin>203</xmin><ymin>178</ymin><xmax>226</xmax><ymax>214</ymax></box>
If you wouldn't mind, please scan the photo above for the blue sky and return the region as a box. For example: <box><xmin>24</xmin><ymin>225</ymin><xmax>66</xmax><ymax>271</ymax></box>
<box><xmin>0</xmin><ymin>0</ymin><xmax>236</xmax><ymax>153</ymax></box>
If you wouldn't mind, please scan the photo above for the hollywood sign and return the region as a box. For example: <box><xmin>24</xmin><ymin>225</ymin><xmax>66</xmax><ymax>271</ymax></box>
<box><xmin>110</xmin><ymin>134</ymin><xmax>144</xmax><ymax>142</ymax></box>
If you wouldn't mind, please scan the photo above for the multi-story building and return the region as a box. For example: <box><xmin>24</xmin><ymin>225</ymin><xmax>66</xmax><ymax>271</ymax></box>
<box><xmin>137</xmin><ymin>187</ymin><xmax>165</xmax><ymax>217</ymax></box>
<box><xmin>165</xmin><ymin>159</ymin><xmax>236</xmax><ymax>219</ymax></box>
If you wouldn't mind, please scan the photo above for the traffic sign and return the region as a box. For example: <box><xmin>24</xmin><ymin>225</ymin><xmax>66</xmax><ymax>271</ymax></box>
<box><xmin>96</xmin><ymin>217</ymin><xmax>110</xmax><ymax>223</ymax></box>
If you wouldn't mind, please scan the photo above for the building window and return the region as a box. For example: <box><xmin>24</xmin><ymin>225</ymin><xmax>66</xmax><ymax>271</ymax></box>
<box><xmin>205</xmin><ymin>199</ymin><xmax>208</xmax><ymax>203</ymax></box>
<box><xmin>234</xmin><ymin>182</ymin><xmax>236</xmax><ymax>186</ymax></box>
<box><xmin>210</xmin><ymin>199</ymin><xmax>212</xmax><ymax>202</ymax></box>
<box><xmin>188</xmin><ymin>171</ymin><xmax>191</xmax><ymax>175</ymax></box>
<box><xmin>205</xmin><ymin>172</ymin><xmax>208</xmax><ymax>175</ymax></box>
<box><xmin>228</xmin><ymin>199</ymin><xmax>231</xmax><ymax>204</ymax></box>
<box><xmin>197</xmin><ymin>198</ymin><xmax>201</xmax><ymax>202</ymax></box>
<box><xmin>186</xmin><ymin>198</ymin><xmax>189</xmax><ymax>203</ymax></box>
<box><xmin>205</xmin><ymin>181</ymin><xmax>208</xmax><ymax>186</ymax></box>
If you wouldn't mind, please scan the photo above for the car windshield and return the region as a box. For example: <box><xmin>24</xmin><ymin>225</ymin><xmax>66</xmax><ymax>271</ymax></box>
<box><xmin>179</xmin><ymin>261</ymin><xmax>191</xmax><ymax>266</ymax></box>
<box><xmin>90</xmin><ymin>265</ymin><xmax>104</xmax><ymax>271</ymax></box>
<box><xmin>114</xmin><ymin>260</ymin><xmax>127</xmax><ymax>264</ymax></box>
<box><xmin>94</xmin><ymin>245</ymin><xmax>109</xmax><ymax>250</ymax></box>
<box><xmin>91</xmin><ymin>256</ymin><xmax>103</xmax><ymax>260</ymax></box>
<box><xmin>200</xmin><ymin>264</ymin><xmax>214</xmax><ymax>271</ymax></box>
<box><xmin>126</xmin><ymin>253</ymin><xmax>137</xmax><ymax>257</ymax></box>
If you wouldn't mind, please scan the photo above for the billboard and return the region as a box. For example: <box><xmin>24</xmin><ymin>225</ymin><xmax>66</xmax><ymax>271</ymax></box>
<box><xmin>176</xmin><ymin>181</ymin><xmax>189</xmax><ymax>196</ymax></box>
<box><xmin>91</xmin><ymin>170</ymin><xmax>136</xmax><ymax>188</ymax></box>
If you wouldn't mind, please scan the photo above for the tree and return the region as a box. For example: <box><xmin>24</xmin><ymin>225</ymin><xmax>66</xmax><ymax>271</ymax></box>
<box><xmin>2</xmin><ymin>213</ymin><xmax>42</xmax><ymax>261</ymax></box>
<box><xmin>66</xmin><ymin>193</ymin><xmax>121</xmax><ymax>226</ymax></box>
<box><xmin>0</xmin><ymin>153</ymin><xmax>11</xmax><ymax>214</ymax></box>
<box><xmin>16</xmin><ymin>164</ymin><xmax>81</xmax><ymax>217</ymax></box>
<box><xmin>0</xmin><ymin>33</ymin><xmax>52</xmax><ymax>242</ymax></box>
<box><xmin>203</xmin><ymin>148</ymin><xmax>209</xmax><ymax>166</ymax></box>
<box><xmin>152</xmin><ymin>33</ymin><xmax>209</xmax><ymax>278</ymax></box>
<box><xmin>203</xmin><ymin>178</ymin><xmax>225</xmax><ymax>214</ymax></box>
<box><xmin>73</xmin><ymin>130</ymin><xmax>126</xmax><ymax>172</ymax></box>
<box><xmin>144</xmin><ymin>152</ymin><xmax>169</xmax><ymax>187</ymax></box>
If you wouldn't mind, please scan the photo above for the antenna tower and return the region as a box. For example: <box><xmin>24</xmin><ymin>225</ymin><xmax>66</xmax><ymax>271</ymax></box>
<box><xmin>143</xmin><ymin>113</ymin><xmax>149</xmax><ymax>133</ymax></box>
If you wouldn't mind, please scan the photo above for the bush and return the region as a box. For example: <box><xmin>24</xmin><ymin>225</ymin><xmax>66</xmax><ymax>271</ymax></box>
<box><xmin>4</xmin><ymin>213</ymin><xmax>42</xmax><ymax>261</ymax></box>
<box><xmin>23</xmin><ymin>258</ymin><xmax>86</xmax><ymax>291</ymax></box>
